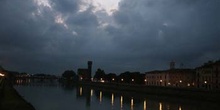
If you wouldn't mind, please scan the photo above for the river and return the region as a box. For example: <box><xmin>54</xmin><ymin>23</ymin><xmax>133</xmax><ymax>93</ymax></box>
<box><xmin>14</xmin><ymin>79</ymin><xmax>219</xmax><ymax>110</ymax></box>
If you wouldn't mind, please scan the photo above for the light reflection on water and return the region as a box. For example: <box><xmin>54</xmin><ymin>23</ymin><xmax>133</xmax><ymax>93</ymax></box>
<box><xmin>14</xmin><ymin>80</ymin><xmax>219</xmax><ymax>110</ymax></box>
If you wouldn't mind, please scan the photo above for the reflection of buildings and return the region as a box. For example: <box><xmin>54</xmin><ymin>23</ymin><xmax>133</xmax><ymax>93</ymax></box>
<box><xmin>78</xmin><ymin>61</ymin><xmax>92</xmax><ymax>81</ymax></box>
<box><xmin>75</xmin><ymin>86</ymin><xmax>207</xmax><ymax>110</ymax></box>
<box><xmin>76</xmin><ymin>86</ymin><xmax>92</xmax><ymax>107</ymax></box>
<box><xmin>196</xmin><ymin>61</ymin><xmax>220</xmax><ymax>90</ymax></box>
<box><xmin>145</xmin><ymin>62</ymin><xmax>195</xmax><ymax>88</ymax></box>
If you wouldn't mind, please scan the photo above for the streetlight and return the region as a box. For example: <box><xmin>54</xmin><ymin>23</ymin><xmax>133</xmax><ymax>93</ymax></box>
<box><xmin>0</xmin><ymin>73</ymin><xmax>4</xmax><ymax>77</ymax></box>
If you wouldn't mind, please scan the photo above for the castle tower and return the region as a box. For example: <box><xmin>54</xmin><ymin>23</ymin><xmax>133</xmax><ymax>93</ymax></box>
<box><xmin>88</xmin><ymin>61</ymin><xmax>92</xmax><ymax>80</ymax></box>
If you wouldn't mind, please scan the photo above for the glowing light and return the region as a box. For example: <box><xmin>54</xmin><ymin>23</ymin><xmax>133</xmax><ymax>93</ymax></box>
<box><xmin>168</xmin><ymin>82</ymin><xmax>171</xmax><ymax>85</ymax></box>
<box><xmin>90</xmin><ymin>89</ymin><xmax>93</xmax><ymax>96</ymax></box>
<box><xmin>160</xmin><ymin>80</ymin><xmax>163</xmax><ymax>82</ymax></box>
<box><xmin>204</xmin><ymin>81</ymin><xmax>207</xmax><ymax>84</ymax></box>
<box><xmin>80</xmin><ymin>87</ymin><xmax>83</xmax><ymax>96</ymax></box>
<box><xmin>112</xmin><ymin>78</ymin><xmax>115</xmax><ymax>81</ymax></box>
<box><xmin>144</xmin><ymin>79</ymin><xmax>147</xmax><ymax>82</ymax></box>
<box><xmin>179</xmin><ymin>106</ymin><xmax>182</xmax><ymax>110</ymax></box>
<box><xmin>121</xmin><ymin>78</ymin><xmax>123</xmax><ymax>81</ymax></box>
<box><xmin>111</xmin><ymin>93</ymin><xmax>114</xmax><ymax>106</ymax></box>
<box><xmin>99</xmin><ymin>91</ymin><xmax>102</xmax><ymax>103</ymax></box>
<box><xmin>179</xmin><ymin>80</ymin><xmax>182</xmax><ymax>83</ymax></box>
<box><xmin>187</xmin><ymin>83</ymin><xmax>190</xmax><ymax>86</ymax></box>
<box><xmin>0</xmin><ymin>73</ymin><xmax>5</xmax><ymax>77</ymax></box>
<box><xmin>131</xmin><ymin>98</ymin><xmax>134</xmax><ymax>110</ymax></box>
<box><xmin>143</xmin><ymin>100</ymin><xmax>147</xmax><ymax>110</ymax></box>
<box><xmin>132</xmin><ymin>79</ymin><xmax>134</xmax><ymax>82</ymax></box>
<box><xmin>100</xmin><ymin>78</ymin><xmax>105</xmax><ymax>83</ymax></box>
<box><xmin>120</xmin><ymin>96</ymin><xmax>123</xmax><ymax>109</ymax></box>
<box><xmin>159</xmin><ymin>102</ymin><xmax>162</xmax><ymax>110</ymax></box>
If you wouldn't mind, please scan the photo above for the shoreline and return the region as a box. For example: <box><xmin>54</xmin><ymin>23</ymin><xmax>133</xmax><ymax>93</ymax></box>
<box><xmin>78</xmin><ymin>81</ymin><xmax>220</xmax><ymax>103</ymax></box>
<box><xmin>0</xmin><ymin>79</ymin><xmax>35</xmax><ymax>110</ymax></box>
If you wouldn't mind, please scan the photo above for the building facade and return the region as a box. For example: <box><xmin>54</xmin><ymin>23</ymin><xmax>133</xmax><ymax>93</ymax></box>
<box><xmin>145</xmin><ymin>69</ymin><xmax>195</xmax><ymax>88</ymax></box>
<box><xmin>196</xmin><ymin>61</ymin><xmax>220</xmax><ymax>90</ymax></box>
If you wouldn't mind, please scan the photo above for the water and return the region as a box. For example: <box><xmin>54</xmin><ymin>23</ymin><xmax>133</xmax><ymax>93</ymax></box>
<box><xmin>14</xmin><ymin>80</ymin><xmax>219</xmax><ymax>110</ymax></box>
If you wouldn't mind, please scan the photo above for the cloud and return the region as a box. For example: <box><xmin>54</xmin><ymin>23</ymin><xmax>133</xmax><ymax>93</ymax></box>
<box><xmin>0</xmin><ymin>0</ymin><xmax>220</xmax><ymax>74</ymax></box>
<box><xmin>105</xmin><ymin>0</ymin><xmax>220</xmax><ymax>70</ymax></box>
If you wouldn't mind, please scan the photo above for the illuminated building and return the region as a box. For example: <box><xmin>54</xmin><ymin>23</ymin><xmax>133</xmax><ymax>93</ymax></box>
<box><xmin>196</xmin><ymin>60</ymin><xmax>220</xmax><ymax>90</ymax></box>
<box><xmin>145</xmin><ymin>63</ymin><xmax>195</xmax><ymax>88</ymax></box>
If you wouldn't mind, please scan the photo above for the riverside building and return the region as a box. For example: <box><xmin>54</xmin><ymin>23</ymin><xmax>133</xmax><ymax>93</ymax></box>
<box><xmin>196</xmin><ymin>60</ymin><xmax>220</xmax><ymax>90</ymax></box>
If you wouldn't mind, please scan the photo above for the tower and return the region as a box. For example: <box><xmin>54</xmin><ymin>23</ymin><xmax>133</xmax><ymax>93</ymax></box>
<box><xmin>88</xmin><ymin>61</ymin><xmax>92</xmax><ymax>80</ymax></box>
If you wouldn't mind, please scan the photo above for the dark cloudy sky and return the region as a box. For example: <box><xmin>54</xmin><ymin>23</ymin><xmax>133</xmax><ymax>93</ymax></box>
<box><xmin>0</xmin><ymin>0</ymin><xmax>220</xmax><ymax>75</ymax></box>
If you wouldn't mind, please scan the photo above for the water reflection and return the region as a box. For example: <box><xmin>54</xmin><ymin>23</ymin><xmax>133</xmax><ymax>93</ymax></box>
<box><xmin>111</xmin><ymin>93</ymin><xmax>114</xmax><ymax>106</ymax></box>
<box><xmin>144</xmin><ymin>100</ymin><xmax>147</xmax><ymax>110</ymax></box>
<box><xmin>74</xmin><ymin>86</ymin><xmax>219</xmax><ymax>110</ymax></box>
<box><xmin>130</xmin><ymin>97</ymin><xmax>134</xmax><ymax>110</ymax></box>
<box><xmin>14</xmin><ymin>80</ymin><xmax>219</xmax><ymax>110</ymax></box>
<box><xmin>120</xmin><ymin>96</ymin><xmax>123</xmax><ymax>110</ymax></box>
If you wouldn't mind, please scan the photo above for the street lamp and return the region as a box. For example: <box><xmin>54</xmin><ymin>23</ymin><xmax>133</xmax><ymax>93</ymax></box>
<box><xmin>0</xmin><ymin>73</ymin><xmax>5</xmax><ymax>77</ymax></box>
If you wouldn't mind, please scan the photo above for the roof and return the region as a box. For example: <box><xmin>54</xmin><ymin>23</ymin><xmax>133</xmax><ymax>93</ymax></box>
<box><xmin>146</xmin><ymin>69</ymin><xmax>195</xmax><ymax>74</ymax></box>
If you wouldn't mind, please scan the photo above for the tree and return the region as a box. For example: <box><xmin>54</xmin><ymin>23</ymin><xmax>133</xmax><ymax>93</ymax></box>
<box><xmin>93</xmin><ymin>68</ymin><xmax>106</xmax><ymax>81</ymax></box>
<box><xmin>62</xmin><ymin>70</ymin><xmax>76</xmax><ymax>80</ymax></box>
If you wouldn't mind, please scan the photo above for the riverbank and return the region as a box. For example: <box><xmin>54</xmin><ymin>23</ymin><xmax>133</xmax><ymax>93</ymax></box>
<box><xmin>0</xmin><ymin>79</ymin><xmax>35</xmax><ymax>110</ymax></box>
<box><xmin>78</xmin><ymin>81</ymin><xmax>220</xmax><ymax>103</ymax></box>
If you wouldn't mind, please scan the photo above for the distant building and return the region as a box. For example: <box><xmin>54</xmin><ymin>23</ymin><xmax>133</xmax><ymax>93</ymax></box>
<box><xmin>196</xmin><ymin>60</ymin><xmax>220</xmax><ymax>90</ymax></box>
<box><xmin>145</xmin><ymin>69</ymin><xmax>195</xmax><ymax>88</ymax></box>
<box><xmin>78</xmin><ymin>61</ymin><xmax>92</xmax><ymax>81</ymax></box>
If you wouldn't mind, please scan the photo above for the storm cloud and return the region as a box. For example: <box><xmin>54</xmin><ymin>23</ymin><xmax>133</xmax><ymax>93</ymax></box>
<box><xmin>0</xmin><ymin>0</ymin><xmax>220</xmax><ymax>75</ymax></box>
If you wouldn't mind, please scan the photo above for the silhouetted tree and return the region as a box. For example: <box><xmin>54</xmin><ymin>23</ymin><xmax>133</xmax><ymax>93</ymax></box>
<box><xmin>105</xmin><ymin>73</ymin><xmax>117</xmax><ymax>82</ymax></box>
<box><xmin>62</xmin><ymin>70</ymin><xmax>76</xmax><ymax>80</ymax></box>
<box><xmin>93</xmin><ymin>68</ymin><xmax>106</xmax><ymax>81</ymax></box>
<box><xmin>117</xmin><ymin>71</ymin><xmax>145</xmax><ymax>84</ymax></box>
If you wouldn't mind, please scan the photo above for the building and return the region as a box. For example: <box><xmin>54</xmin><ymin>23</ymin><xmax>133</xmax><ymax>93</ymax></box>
<box><xmin>145</xmin><ymin>69</ymin><xmax>195</xmax><ymax>88</ymax></box>
<box><xmin>78</xmin><ymin>61</ymin><xmax>92</xmax><ymax>81</ymax></box>
<box><xmin>196</xmin><ymin>60</ymin><xmax>220</xmax><ymax>90</ymax></box>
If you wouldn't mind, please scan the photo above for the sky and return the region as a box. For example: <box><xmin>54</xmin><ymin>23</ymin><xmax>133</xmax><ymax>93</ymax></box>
<box><xmin>0</xmin><ymin>0</ymin><xmax>220</xmax><ymax>75</ymax></box>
